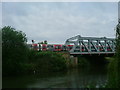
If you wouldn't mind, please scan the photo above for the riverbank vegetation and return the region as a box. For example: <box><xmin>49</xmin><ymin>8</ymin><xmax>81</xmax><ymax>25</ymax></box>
<box><xmin>26</xmin><ymin>51</ymin><xmax>67</xmax><ymax>73</ymax></box>
<box><xmin>2</xmin><ymin>26</ymin><xmax>67</xmax><ymax>76</ymax></box>
<box><xmin>106</xmin><ymin>20</ymin><xmax>120</xmax><ymax>88</ymax></box>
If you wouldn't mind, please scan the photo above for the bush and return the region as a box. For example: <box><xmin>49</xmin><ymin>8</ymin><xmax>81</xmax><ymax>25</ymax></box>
<box><xmin>107</xmin><ymin>58</ymin><xmax>117</xmax><ymax>88</ymax></box>
<box><xmin>27</xmin><ymin>51</ymin><xmax>67</xmax><ymax>73</ymax></box>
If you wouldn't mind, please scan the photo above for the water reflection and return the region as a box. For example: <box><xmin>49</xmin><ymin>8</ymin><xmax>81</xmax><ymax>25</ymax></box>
<box><xmin>3</xmin><ymin>66</ymin><xmax>107</xmax><ymax>88</ymax></box>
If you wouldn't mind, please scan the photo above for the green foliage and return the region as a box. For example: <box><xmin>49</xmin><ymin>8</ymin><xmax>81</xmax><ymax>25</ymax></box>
<box><xmin>27</xmin><ymin>51</ymin><xmax>67</xmax><ymax>73</ymax></box>
<box><xmin>115</xmin><ymin>20</ymin><xmax>120</xmax><ymax>88</ymax></box>
<box><xmin>2</xmin><ymin>26</ymin><xmax>29</xmax><ymax>76</ymax></box>
<box><xmin>39</xmin><ymin>42</ymin><xmax>44</xmax><ymax>44</ymax></box>
<box><xmin>114</xmin><ymin>20</ymin><xmax>120</xmax><ymax>88</ymax></box>
<box><xmin>107</xmin><ymin>58</ymin><xmax>117</xmax><ymax>88</ymax></box>
<box><xmin>2</xmin><ymin>26</ymin><xmax>67</xmax><ymax>76</ymax></box>
<box><xmin>44</xmin><ymin>40</ymin><xmax>47</xmax><ymax>44</ymax></box>
<box><xmin>38</xmin><ymin>40</ymin><xmax>48</xmax><ymax>44</ymax></box>
<box><xmin>107</xmin><ymin>19</ymin><xmax>120</xmax><ymax>88</ymax></box>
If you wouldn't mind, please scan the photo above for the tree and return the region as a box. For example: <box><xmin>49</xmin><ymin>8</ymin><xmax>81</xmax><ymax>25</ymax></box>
<box><xmin>38</xmin><ymin>41</ymin><xmax>43</xmax><ymax>44</ymax></box>
<box><xmin>44</xmin><ymin>40</ymin><xmax>47</xmax><ymax>44</ymax></box>
<box><xmin>107</xmin><ymin>19</ymin><xmax>120</xmax><ymax>88</ymax></box>
<box><xmin>38</xmin><ymin>40</ymin><xmax>47</xmax><ymax>44</ymax></box>
<box><xmin>2</xmin><ymin>26</ymin><xmax>29</xmax><ymax>75</ymax></box>
<box><xmin>115</xmin><ymin>19</ymin><xmax>120</xmax><ymax>88</ymax></box>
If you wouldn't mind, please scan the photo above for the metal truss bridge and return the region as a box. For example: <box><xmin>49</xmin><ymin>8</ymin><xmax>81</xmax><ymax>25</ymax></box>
<box><xmin>65</xmin><ymin>35</ymin><xmax>115</xmax><ymax>56</ymax></box>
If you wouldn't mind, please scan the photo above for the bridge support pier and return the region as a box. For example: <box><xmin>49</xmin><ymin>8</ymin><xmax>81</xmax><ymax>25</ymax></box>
<box><xmin>70</xmin><ymin>55</ymin><xmax>78</xmax><ymax>67</ymax></box>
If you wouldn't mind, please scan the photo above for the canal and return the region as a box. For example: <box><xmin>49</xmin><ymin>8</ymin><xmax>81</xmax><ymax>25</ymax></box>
<box><xmin>3</xmin><ymin>65</ymin><xmax>108</xmax><ymax>88</ymax></box>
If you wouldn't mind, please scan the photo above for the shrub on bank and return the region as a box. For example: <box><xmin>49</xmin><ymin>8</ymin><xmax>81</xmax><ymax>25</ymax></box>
<box><xmin>27</xmin><ymin>51</ymin><xmax>67</xmax><ymax>73</ymax></box>
<box><xmin>106</xmin><ymin>57</ymin><xmax>118</xmax><ymax>88</ymax></box>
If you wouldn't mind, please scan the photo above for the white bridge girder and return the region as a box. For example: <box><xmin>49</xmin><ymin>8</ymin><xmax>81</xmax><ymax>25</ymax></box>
<box><xmin>65</xmin><ymin>35</ymin><xmax>115</xmax><ymax>55</ymax></box>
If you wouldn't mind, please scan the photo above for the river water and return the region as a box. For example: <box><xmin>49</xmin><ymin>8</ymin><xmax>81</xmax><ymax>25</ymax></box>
<box><xmin>3</xmin><ymin>65</ymin><xmax>108</xmax><ymax>88</ymax></box>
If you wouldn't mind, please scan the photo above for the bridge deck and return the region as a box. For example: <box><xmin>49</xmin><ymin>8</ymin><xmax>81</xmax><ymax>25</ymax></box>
<box><xmin>70</xmin><ymin>52</ymin><xmax>115</xmax><ymax>54</ymax></box>
<box><xmin>70</xmin><ymin>52</ymin><xmax>115</xmax><ymax>57</ymax></box>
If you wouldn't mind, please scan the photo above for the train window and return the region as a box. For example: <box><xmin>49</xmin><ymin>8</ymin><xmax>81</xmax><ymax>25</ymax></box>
<box><xmin>62</xmin><ymin>46</ymin><xmax>66</xmax><ymax>48</ymax></box>
<box><xmin>42</xmin><ymin>46</ymin><xmax>46</xmax><ymax>49</ymax></box>
<box><xmin>34</xmin><ymin>46</ymin><xmax>38</xmax><ymax>48</ymax></box>
<box><xmin>47</xmin><ymin>45</ymin><xmax>51</xmax><ymax>48</ymax></box>
<box><xmin>69</xmin><ymin>46</ymin><xmax>73</xmax><ymax>49</ymax></box>
<box><xmin>55</xmin><ymin>45</ymin><xmax>61</xmax><ymax>49</ymax></box>
<box><xmin>47</xmin><ymin>45</ymin><xmax>49</xmax><ymax>47</ymax></box>
<box><xmin>59</xmin><ymin>46</ymin><xmax>61</xmax><ymax>49</ymax></box>
<box><xmin>61</xmin><ymin>45</ymin><xmax>66</xmax><ymax>51</ymax></box>
<box><xmin>47</xmin><ymin>45</ymin><xmax>53</xmax><ymax>50</ymax></box>
<box><xmin>32</xmin><ymin>44</ymin><xmax>39</xmax><ymax>51</ymax></box>
<box><xmin>55</xmin><ymin>46</ymin><xmax>58</xmax><ymax>49</ymax></box>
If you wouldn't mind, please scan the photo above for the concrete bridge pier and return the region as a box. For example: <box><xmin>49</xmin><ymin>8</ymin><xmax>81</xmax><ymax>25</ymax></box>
<box><xmin>70</xmin><ymin>55</ymin><xmax>78</xmax><ymax>67</ymax></box>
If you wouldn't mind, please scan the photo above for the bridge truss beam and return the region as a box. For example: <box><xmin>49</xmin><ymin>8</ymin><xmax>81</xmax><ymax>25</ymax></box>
<box><xmin>65</xmin><ymin>35</ymin><xmax>115</xmax><ymax>55</ymax></box>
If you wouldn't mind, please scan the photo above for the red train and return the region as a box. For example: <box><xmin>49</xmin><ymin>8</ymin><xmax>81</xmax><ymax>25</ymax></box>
<box><xmin>28</xmin><ymin>43</ymin><xmax>112</xmax><ymax>52</ymax></box>
<box><xmin>28</xmin><ymin>44</ymin><xmax>73</xmax><ymax>51</ymax></box>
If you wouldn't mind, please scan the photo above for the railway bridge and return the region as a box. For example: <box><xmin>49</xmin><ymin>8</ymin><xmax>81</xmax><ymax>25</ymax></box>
<box><xmin>65</xmin><ymin>35</ymin><xmax>115</xmax><ymax>57</ymax></box>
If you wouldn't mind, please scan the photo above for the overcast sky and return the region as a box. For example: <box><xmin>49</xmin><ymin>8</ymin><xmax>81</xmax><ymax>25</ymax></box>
<box><xmin>2</xmin><ymin>2</ymin><xmax>118</xmax><ymax>44</ymax></box>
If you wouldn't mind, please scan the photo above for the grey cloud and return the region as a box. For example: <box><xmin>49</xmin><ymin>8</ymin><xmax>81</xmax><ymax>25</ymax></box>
<box><xmin>2</xmin><ymin>2</ymin><xmax>118</xmax><ymax>44</ymax></box>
